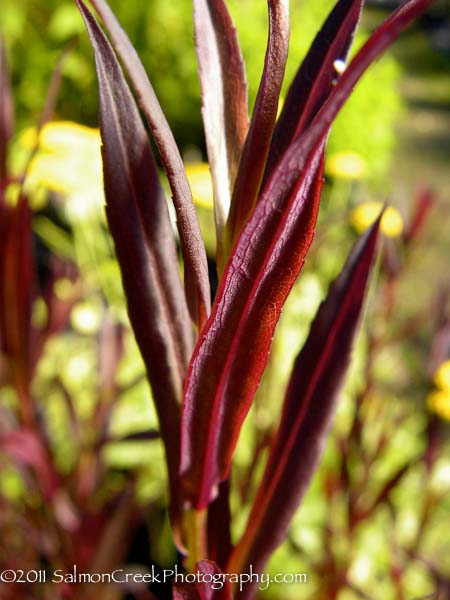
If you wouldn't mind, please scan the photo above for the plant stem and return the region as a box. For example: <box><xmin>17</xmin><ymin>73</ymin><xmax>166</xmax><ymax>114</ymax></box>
<box><xmin>184</xmin><ymin>507</ymin><xmax>208</xmax><ymax>572</ymax></box>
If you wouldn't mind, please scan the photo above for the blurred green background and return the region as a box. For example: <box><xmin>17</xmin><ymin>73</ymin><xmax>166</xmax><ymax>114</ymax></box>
<box><xmin>1</xmin><ymin>1</ymin><xmax>450</xmax><ymax>599</ymax></box>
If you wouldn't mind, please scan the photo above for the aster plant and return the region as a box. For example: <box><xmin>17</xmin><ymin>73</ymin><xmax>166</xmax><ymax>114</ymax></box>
<box><xmin>74</xmin><ymin>0</ymin><xmax>437</xmax><ymax>597</ymax></box>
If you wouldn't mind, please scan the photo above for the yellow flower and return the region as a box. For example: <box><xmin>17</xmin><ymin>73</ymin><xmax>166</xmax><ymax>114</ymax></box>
<box><xmin>427</xmin><ymin>389</ymin><xmax>450</xmax><ymax>421</ymax></box>
<box><xmin>326</xmin><ymin>151</ymin><xmax>368</xmax><ymax>180</ymax></box>
<box><xmin>185</xmin><ymin>162</ymin><xmax>213</xmax><ymax>209</ymax></box>
<box><xmin>20</xmin><ymin>121</ymin><xmax>104</xmax><ymax>220</ymax></box>
<box><xmin>350</xmin><ymin>201</ymin><xmax>403</xmax><ymax>238</ymax></box>
<box><xmin>433</xmin><ymin>360</ymin><xmax>450</xmax><ymax>391</ymax></box>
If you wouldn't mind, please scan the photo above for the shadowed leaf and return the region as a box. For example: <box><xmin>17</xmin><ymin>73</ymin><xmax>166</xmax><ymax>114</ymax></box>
<box><xmin>207</xmin><ymin>480</ymin><xmax>232</xmax><ymax>569</ymax></box>
<box><xmin>88</xmin><ymin>0</ymin><xmax>210</xmax><ymax>329</ymax></box>
<box><xmin>77</xmin><ymin>0</ymin><xmax>192</xmax><ymax>535</ymax></box>
<box><xmin>227</xmin><ymin>216</ymin><xmax>382</xmax><ymax>594</ymax></box>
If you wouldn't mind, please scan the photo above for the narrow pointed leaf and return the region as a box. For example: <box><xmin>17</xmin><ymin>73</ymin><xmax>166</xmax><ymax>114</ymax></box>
<box><xmin>263</xmin><ymin>0</ymin><xmax>363</xmax><ymax>184</ymax></box>
<box><xmin>226</xmin><ymin>0</ymin><xmax>290</xmax><ymax>249</ymax></box>
<box><xmin>0</xmin><ymin>36</ymin><xmax>14</xmax><ymax>182</ymax></box>
<box><xmin>193</xmin><ymin>0</ymin><xmax>249</xmax><ymax>259</ymax></box>
<box><xmin>20</xmin><ymin>46</ymin><xmax>72</xmax><ymax>199</ymax></box>
<box><xmin>77</xmin><ymin>0</ymin><xmax>192</xmax><ymax>530</ymax></box>
<box><xmin>88</xmin><ymin>0</ymin><xmax>210</xmax><ymax>329</ymax></box>
<box><xmin>181</xmin><ymin>142</ymin><xmax>326</xmax><ymax>509</ymax></box>
<box><xmin>261</xmin><ymin>0</ymin><xmax>436</xmax><ymax>197</ymax></box>
<box><xmin>228</xmin><ymin>217</ymin><xmax>382</xmax><ymax>592</ymax></box>
<box><xmin>0</xmin><ymin>198</ymin><xmax>34</xmax><ymax>394</ymax></box>
<box><xmin>37</xmin><ymin>44</ymin><xmax>73</xmax><ymax>129</ymax></box>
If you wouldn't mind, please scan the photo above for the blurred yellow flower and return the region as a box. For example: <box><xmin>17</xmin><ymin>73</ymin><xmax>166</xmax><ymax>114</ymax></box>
<box><xmin>350</xmin><ymin>201</ymin><xmax>403</xmax><ymax>238</ymax></box>
<box><xmin>70</xmin><ymin>302</ymin><xmax>101</xmax><ymax>335</ymax></box>
<box><xmin>21</xmin><ymin>121</ymin><xmax>104</xmax><ymax>220</ymax></box>
<box><xmin>433</xmin><ymin>360</ymin><xmax>450</xmax><ymax>391</ymax></box>
<box><xmin>326</xmin><ymin>151</ymin><xmax>368</xmax><ymax>180</ymax></box>
<box><xmin>427</xmin><ymin>360</ymin><xmax>450</xmax><ymax>420</ymax></box>
<box><xmin>276</xmin><ymin>96</ymin><xmax>285</xmax><ymax>120</ymax></box>
<box><xmin>427</xmin><ymin>389</ymin><xmax>450</xmax><ymax>421</ymax></box>
<box><xmin>185</xmin><ymin>162</ymin><xmax>213</xmax><ymax>209</ymax></box>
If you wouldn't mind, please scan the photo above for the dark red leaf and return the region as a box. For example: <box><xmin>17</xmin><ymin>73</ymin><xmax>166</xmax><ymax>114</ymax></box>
<box><xmin>88</xmin><ymin>0</ymin><xmax>211</xmax><ymax>329</ymax></box>
<box><xmin>173</xmin><ymin>585</ymin><xmax>201</xmax><ymax>600</ymax></box>
<box><xmin>0</xmin><ymin>197</ymin><xmax>34</xmax><ymax>404</ymax></box>
<box><xmin>77</xmin><ymin>0</ymin><xmax>192</xmax><ymax>534</ymax></box>
<box><xmin>196</xmin><ymin>560</ymin><xmax>233</xmax><ymax>600</ymax></box>
<box><xmin>38</xmin><ymin>44</ymin><xmax>73</xmax><ymax>130</ymax></box>
<box><xmin>207</xmin><ymin>480</ymin><xmax>233</xmax><ymax>570</ymax></box>
<box><xmin>193</xmin><ymin>0</ymin><xmax>249</xmax><ymax>262</ymax></box>
<box><xmin>2</xmin><ymin>428</ymin><xmax>60</xmax><ymax>501</ymax></box>
<box><xmin>263</xmin><ymin>0</ymin><xmax>363</xmax><ymax>184</ymax></box>
<box><xmin>403</xmin><ymin>187</ymin><xmax>435</xmax><ymax>244</ymax></box>
<box><xmin>226</xmin><ymin>0</ymin><xmax>290</xmax><ymax>250</ymax></box>
<box><xmin>227</xmin><ymin>216</ymin><xmax>382</xmax><ymax>593</ymax></box>
<box><xmin>87</xmin><ymin>491</ymin><xmax>140</xmax><ymax>580</ymax></box>
<box><xmin>32</xmin><ymin>258</ymin><xmax>79</xmax><ymax>371</ymax></box>
<box><xmin>181</xmin><ymin>141</ymin><xmax>326</xmax><ymax>509</ymax></box>
<box><xmin>0</xmin><ymin>35</ymin><xmax>14</xmax><ymax>183</ymax></box>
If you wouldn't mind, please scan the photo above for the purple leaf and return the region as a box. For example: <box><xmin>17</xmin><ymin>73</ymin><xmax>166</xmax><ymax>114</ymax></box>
<box><xmin>226</xmin><ymin>0</ymin><xmax>290</xmax><ymax>250</ymax></box>
<box><xmin>0</xmin><ymin>35</ymin><xmax>14</xmax><ymax>183</ymax></box>
<box><xmin>263</xmin><ymin>0</ymin><xmax>363</xmax><ymax>184</ymax></box>
<box><xmin>2</xmin><ymin>428</ymin><xmax>60</xmax><ymax>501</ymax></box>
<box><xmin>76</xmin><ymin>0</ymin><xmax>193</xmax><ymax>535</ymax></box>
<box><xmin>261</xmin><ymin>0</ymin><xmax>437</xmax><ymax>197</ymax></box>
<box><xmin>227</xmin><ymin>216</ymin><xmax>382</xmax><ymax>593</ymax></box>
<box><xmin>181</xmin><ymin>141</ymin><xmax>326</xmax><ymax>509</ymax></box>
<box><xmin>193</xmin><ymin>0</ymin><xmax>249</xmax><ymax>262</ymax></box>
<box><xmin>88</xmin><ymin>0</ymin><xmax>211</xmax><ymax>329</ymax></box>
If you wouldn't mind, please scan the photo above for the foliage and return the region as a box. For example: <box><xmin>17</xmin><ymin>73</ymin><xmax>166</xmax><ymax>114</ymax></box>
<box><xmin>1</xmin><ymin>0</ymin><xmax>401</xmax><ymax>180</ymax></box>
<box><xmin>1</xmin><ymin>1</ymin><xmax>449</xmax><ymax>600</ymax></box>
